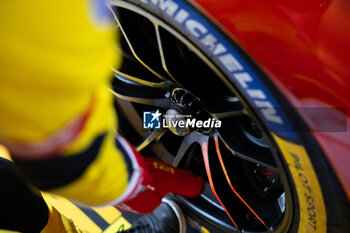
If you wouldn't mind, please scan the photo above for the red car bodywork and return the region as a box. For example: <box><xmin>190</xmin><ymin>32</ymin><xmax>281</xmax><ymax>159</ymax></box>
<box><xmin>192</xmin><ymin>0</ymin><xmax>350</xmax><ymax>198</ymax></box>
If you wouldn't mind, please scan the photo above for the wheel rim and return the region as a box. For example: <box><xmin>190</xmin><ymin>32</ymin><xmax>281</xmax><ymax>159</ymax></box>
<box><xmin>108</xmin><ymin>2</ymin><xmax>294</xmax><ymax>232</ymax></box>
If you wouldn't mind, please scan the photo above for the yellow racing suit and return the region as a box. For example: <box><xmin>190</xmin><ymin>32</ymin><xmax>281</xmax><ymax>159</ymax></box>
<box><xmin>0</xmin><ymin>0</ymin><xmax>130</xmax><ymax>211</ymax></box>
<box><xmin>0</xmin><ymin>1</ymin><xmax>205</xmax><ymax>232</ymax></box>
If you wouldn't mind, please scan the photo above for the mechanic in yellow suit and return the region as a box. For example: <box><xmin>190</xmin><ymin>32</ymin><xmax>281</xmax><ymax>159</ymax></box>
<box><xmin>0</xmin><ymin>0</ymin><xmax>204</xmax><ymax>232</ymax></box>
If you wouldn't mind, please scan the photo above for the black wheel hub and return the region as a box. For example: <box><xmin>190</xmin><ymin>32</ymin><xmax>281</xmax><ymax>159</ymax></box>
<box><xmin>165</xmin><ymin>88</ymin><xmax>213</xmax><ymax>136</ymax></box>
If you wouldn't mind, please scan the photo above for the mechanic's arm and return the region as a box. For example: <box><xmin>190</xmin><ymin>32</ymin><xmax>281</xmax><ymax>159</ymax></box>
<box><xmin>0</xmin><ymin>0</ymin><xmax>203</xmax><ymax>214</ymax></box>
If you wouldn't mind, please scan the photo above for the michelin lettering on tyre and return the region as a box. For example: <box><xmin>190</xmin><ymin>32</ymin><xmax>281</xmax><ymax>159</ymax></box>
<box><xmin>139</xmin><ymin>0</ymin><xmax>297</xmax><ymax>140</ymax></box>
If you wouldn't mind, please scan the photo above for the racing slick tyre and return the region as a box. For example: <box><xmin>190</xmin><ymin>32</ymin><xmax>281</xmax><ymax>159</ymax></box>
<box><xmin>106</xmin><ymin>0</ymin><xmax>350</xmax><ymax>232</ymax></box>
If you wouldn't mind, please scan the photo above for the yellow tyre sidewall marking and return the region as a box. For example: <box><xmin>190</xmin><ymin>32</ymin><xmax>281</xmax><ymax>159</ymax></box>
<box><xmin>273</xmin><ymin>134</ymin><xmax>327</xmax><ymax>233</ymax></box>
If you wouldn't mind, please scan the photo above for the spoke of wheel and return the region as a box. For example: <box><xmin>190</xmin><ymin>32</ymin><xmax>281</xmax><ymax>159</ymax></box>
<box><xmin>111</xmin><ymin>67</ymin><xmax>172</xmax><ymax>90</ymax></box>
<box><xmin>210</xmin><ymin>109</ymin><xmax>246</xmax><ymax>119</ymax></box>
<box><xmin>172</xmin><ymin>132</ymin><xmax>208</xmax><ymax>167</ymax></box>
<box><xmin>108</xmin><ymin>87</ymin><xmax>171</xmax><ymax>108</ymax></box>
<box><xmin>113</xmin><ymin>35</ymin><xmax>137</xmax><ymax>62</ymax></box>
<box><xmin>110</xmin><ymin>9</ymin><xmax>166</xmax><ymax>81</ymax></box>
<box><xmin>136</xmin><ymin>128</ymin><xmax>167</xmax><ymax>151</ymax></box>
<box><xmin>218</xmin><ymin>134</ymin><xmax>277</xmax><ymax>171</ymax></box>
<box><xmin>201</xmin><ymin>136</ymin><xmax>240</xmax><ymax>231</ymax></box>
<box><xmin>153</xmin><ymin>23</ymin><xmax>180</xmax><ymax>85</ymax></box>
<box><xmin>214</xmin><ymin>135</ymin><xmax>271</xmax><ymax>232</ymax></box>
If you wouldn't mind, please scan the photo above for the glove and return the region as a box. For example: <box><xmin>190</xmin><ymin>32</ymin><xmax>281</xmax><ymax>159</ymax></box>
<box><xmin>115</xmin><ymin>137</ymin><xmax>204</xmax><ymax>214</ymax></box>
